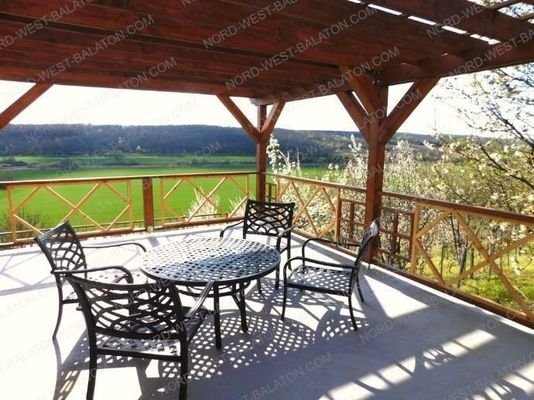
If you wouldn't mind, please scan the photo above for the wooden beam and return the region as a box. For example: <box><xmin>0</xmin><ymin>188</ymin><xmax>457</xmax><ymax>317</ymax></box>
<box><xmin>0</xmin><ymin>83</ymin><xmax>52</xmax><ymax>130</ymax></box>
<box><xmin>0</xmin><ymin>0</ymin><xmax>421</xmax><ymax>67</ymax></box>
<box><xmin>378</xmin><ymin>39</ymin><xmax>534</xmax><ymax>84</ymax></box>
<box><xmin>256</xmin><ymin>105</ymin><xmax>268</xmax><ymax>201</ymax></box>
<box><xmin>0</xmin><ymin>0</ymin><xmax>491</xmax><ymax>72</ymax></box>
<box><xmin>339</xmin><ymin>66</ymin><xmax>383</xmax><ymax>114</ymax></box>
<box><xmin>379</xmin><ymin>78</ymin><xmax>439</xmax><ymax>144</ymax></box>
<box><xmin>0</xmin><ymin>20</ymin><xmax>340</xmax><ymax>87</ymax></box>
<box><xmin>363</xmin><ymin>85</ymin><xmax>388</xmax><ymax>261</ymax></box>
<box><xmin>217</xmin><ymin>95</ymin><xmax>261</xmax><ymax>141</ymax></box>
<box><xmin>213</xmin><ymin>0</ymin><xmax>489</xmax><ymax>56</ymax></box>
<box><xmin>369</xmin><ymin>0</ymin><xmax>533</xmax><ymax>42</ymax></box>
<box><xmin>336</xmin><ymin>91</ymin><xmax>370</xmax><ymax>141</ymax></box>
<box><xmin>261</xmin><ymin>101</ymin><xmax>286</xmax><ymax>139</ymax></box>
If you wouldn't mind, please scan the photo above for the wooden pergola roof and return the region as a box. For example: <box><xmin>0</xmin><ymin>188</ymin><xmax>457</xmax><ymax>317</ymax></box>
<box><xmin>0</xmin><ymin>0</ymin><xmax>533</xmax><ymax>105</ymax></box>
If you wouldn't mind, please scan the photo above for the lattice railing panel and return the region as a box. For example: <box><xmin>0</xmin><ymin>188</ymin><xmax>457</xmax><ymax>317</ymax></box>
<box><xmin>411</xmin><ymin>202</ymin><xmax>534</xmax><ymax>320</ymax></box>
<box><xmin>5</xmin><ymin>180</ymin><xmax>133</xmax><ymax>242</ymax></box>
<box><xmin>274</xmin><ymin>177</ymin><xmax>340</xmax><ymax>239</ymax></box>
<box><xmin>157</xmin><ymin>173</ymin><xmax>250</xmax><ymax>227</ymax></box>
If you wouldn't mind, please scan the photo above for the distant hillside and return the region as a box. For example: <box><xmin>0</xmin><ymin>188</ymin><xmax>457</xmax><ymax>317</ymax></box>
<box><xmin>0</xmin><ymin>124</ymin><xmax>441</xmax><ymax>163</ymax></box>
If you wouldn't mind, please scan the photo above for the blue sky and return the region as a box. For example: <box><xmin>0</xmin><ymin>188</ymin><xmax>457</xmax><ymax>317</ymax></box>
<box><xmin>0</xmin><ymin>78</ymin><xmax>474</xmax><ymax>135</ymax></box>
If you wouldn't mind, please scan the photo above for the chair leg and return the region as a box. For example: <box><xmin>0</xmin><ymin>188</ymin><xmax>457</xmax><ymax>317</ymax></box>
<box><xmin>256</xmin><ymin>278</ymin><xmax>262</xmax><ymax>294</ymax></box>
<box><xmin>281</xmin><ymin>284</ymin><xmax>288</xmax><ymax>321</ymax></box>
<box><xmin>356</xmin><ymin>274</ymin><xmax>365</xmax><ymax>303</ymax></box>
<box><xmin>87</xmin><ymin>349</ymin><xmax>97</xmax><ymax>399</ymax></box>
<box><xmin>179</xmin><ymin>351</ymin><xmax>189</xmax><ymax>400</ymax></box>
<box><xmin>53</xmin><ymin>286</ymin><xmax>64</xmax><ymax>339</ymax></box>
<box><xmin>213</xmin><ymin>285</ymin><xmax>222</xmax><ymax>350</ymax></box>
<box><xmin>238</xmin><ymin>284</ymin><xmax>248</xmax><ymax>333</ymax></box>
<box><xmin>348</xmin><ymin>293</ymin><xmax>358</xmax><ymax>331</ymax></box>
<box><xmin>274</xmin><ymin>268</ymin><xmax>280</xmax><ymax>290</ymax></box>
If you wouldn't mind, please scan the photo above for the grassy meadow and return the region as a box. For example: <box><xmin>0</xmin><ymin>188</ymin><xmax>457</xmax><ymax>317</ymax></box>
<box><xmin>0</xmin><ymin>155</ymin><xmax>262</xmax><ymax>236</ymax></box>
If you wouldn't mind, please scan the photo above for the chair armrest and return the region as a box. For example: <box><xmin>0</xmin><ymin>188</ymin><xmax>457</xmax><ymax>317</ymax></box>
<box><xmin>302</xmin><ymin>237</ymin><xmax>360</xmax><ymax>258</ymax></box>
<box><xmin>277</xmin><ymin>226</ymin><xmax>295</xmax><ymax>238</ymax></box>
<box><xmin>219</xmin><ymin>220</ymin><xmax>244</xmax><ymax>238</ymax></box>
<box><xmin>276</xmin><ymin>226</ymin><xmax>294</xmax><ymax>250</ymax></box>
<box><xmin>84</xmin><ymin>242</ymin><xmax>147</xmax><ymax>252</ymax></box>
<box><xmin>52</xmin><ymin>265</ymin><xmax>134</xmax><ymax>282</ymax></box>
<box><xmin>283</xmin><ymin>256</ymin><xmax>355</xmax><ymax>273</ymax></box>
<box><xmin>185</xmin><ymin>280</ymin><xmax>215</xmax><ymax>319</ymax></box>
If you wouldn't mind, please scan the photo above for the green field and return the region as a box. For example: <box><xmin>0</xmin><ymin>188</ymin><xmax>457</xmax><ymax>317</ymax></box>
<box><xmin>0</xmin><ymin>155</ymin><xmax>332</xmax><ymax>239</ymax></box>
<box><xmin>0</xmin><ymin>156</ymin><xmax>263</xmax><ymax>239</ymax></box>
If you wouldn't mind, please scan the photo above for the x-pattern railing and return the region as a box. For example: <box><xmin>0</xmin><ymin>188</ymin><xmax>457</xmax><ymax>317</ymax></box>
<box><xmin>269</xmin><ymin>174</ymin><xmax>534</xmax><ymax>326</ymax></box>
<box><xmin>158</xmin><ymin>173</ymin><xmax>250</xmax><ymax>227</ymax></box>
<box><xmin>411</xmin><ymin>201</ymin><xmax>534</xmax><ymax>320</ymax></box>
<box><xmin>276</xmin><ymin>176</ymin><xmax>339</xmax><ymax>238</ymax></box>
<box><xmin>6</xmin><ymin>179</ymin><xmax>133</xmax><ymax>242</ymax></box>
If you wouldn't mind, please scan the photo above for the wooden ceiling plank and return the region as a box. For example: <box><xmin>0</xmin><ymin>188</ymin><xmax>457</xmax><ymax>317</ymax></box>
<box><xmin>210</xmin><ymin>0</ymin><xmax>489</xmax><ymax>54</ymax></box>
<box><xmin>369</xmin><ymin>0</ymin><xmax>534</xmax><ymax>42</ymax></box>
<box><xmin>0</xmin><ymin>16</ymin><xmax>343</xmax><ymax>79</ymax></box>
<box><xmin>0</xmin><ymin>0</ymin><xmax>490</xmax><ymax>69</ymax></box>
<box><xmin>378</xmin><ymin>37</ymin><xmax>534</xmax><ymax>84</ymax></box>
<box><xmin>0</xmin><ymin>0</ymin><xmax>424</xmax><ymax>67</ymax></box>
<box><xmin>0</xmin><ymin>83</ymin><xmax>52</xmax><ymax>130</ymax></box>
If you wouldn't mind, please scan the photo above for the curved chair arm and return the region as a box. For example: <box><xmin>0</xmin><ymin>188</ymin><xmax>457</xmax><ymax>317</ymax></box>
<box><xmin>219</xmin><ymin>220</ymin><xmax>244</xmax><ymax>238</ymax></box>
<box><xmin>84</xmin><ymin>242</ymin><xmax>147</xmax><ymax>252</ymax></box>
<box><xmin>283</xmin><ymin>256</ymin><xmax>356</xmax><ymax>276</ymax></box>
<box><xmin>185</xmin><ymin>280</ymin><xmax>215</xmax><ymax>319</ymax></box>
<box><xmin>52</xmin><ymin>265</ymin><xmax>134</xmax><ymax>283</ymax></box>
<box><xmin>276</xmin><ymin>226</ymin><xmax>295</xmax><ymax>251</ymax></box>
<box><xmin>302</xmin><ymin>237</ymin><xmax>361</xmax><ymax>258</ymax></box>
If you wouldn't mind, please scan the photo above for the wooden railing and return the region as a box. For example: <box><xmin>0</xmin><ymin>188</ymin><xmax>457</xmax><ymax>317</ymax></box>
<box><xmin>268</xmin><ymin>173</ymin><xmax>534</xmax><ymax>327</ymax></box>
<box><xmin>1</xmin><ymin>171</ymin><xmax>532</xmax><ymax>326</ymax></box>
<box><xmin>0</xmin><ymin>171</ymin><xmax>255</xmax><ymax>247</ymax></box>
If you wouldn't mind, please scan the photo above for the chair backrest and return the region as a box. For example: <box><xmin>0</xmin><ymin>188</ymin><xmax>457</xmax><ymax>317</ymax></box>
<box><xmin>67</xmin><ymin>275</ymin><xmax>186</xmax><ymax>341</ymax></box>
<box><xmin>243</xmin><ymin>199</ymin><xmax>295</xmax><ymax>238</ymax></box>
<box><xmin>35</xmin><ymin>221</ymin><xmax>87</xmax><ymax>273</ymax></box>
<box><xmin>353</xmin><ymin>219</ymin><xmax>380</xmax><ymax>268</ymax></box>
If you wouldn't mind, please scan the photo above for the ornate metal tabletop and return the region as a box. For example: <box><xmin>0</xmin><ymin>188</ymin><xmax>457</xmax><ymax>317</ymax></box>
<box><xmin>142</xmin><ymin>237</ymin><xmax>281</xmax><ymax>286</ymax></box>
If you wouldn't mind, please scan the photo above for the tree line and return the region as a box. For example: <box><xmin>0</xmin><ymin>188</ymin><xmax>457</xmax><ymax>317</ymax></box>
<box><xmin>0</xmin><ymin>124</ymin><xmax>439</xmax><ymax>164</ymax></box>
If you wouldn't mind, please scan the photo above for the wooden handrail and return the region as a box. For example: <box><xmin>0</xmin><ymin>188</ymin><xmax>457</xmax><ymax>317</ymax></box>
<box><xmin>267</xmin><ymin>173</ymin><xmax>366</xmax><ymax>192</ymax></box>
<box><xmin>381</xmin><ymin>190</ymin><xmax>534</xmax><ymax>226</ymax></box>
<box><xmin>267</xmin><ymin>173</ymin><xmax>534</xmax><ymax>226</ymax></box>
<box><xmin>0</xmin><ymin>170</ymin><xmax>256</xmax><ymax>188</ymax></box>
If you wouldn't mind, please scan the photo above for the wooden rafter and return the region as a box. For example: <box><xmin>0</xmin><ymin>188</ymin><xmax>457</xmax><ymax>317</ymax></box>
<box><xmin>0</xmin><ymin>1</ymin><xmax>532</xmax><ymax>103</ymax></box>
<box><xmin>0</xmin><ymin>83</ymin><xmax>52</xmax><ymax>130</ymax></box>
<box><xmin>369</xmin><ymin>0</ymin><xmax>533</xmax><ymax>42</ymax></box>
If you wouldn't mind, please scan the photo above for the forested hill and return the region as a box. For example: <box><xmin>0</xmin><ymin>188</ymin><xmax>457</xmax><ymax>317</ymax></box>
<box><xmin>0</xmin><ymin>124</ymin><xmax>438</xmax><ymax>162</ymax></box>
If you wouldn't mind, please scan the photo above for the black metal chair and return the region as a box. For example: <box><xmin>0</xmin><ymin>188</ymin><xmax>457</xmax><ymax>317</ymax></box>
<box><xmin>281</xmin><ymin>220</ymin><xmax>379</xmax><ymax>330</ymax></box>
<box><xmin>220</xmin><ymin>199</ymin><xmax>295</xmax><ymax>290</ymax></box>
<box><xmin>35</xmin><ymin>221</ymin><xmax>147</xmax><ymax>338</ymax></box>
<box><xmin>66</xmin><ymin>274</ymin><xmax>213</xmax><ymax>400</ymax></box>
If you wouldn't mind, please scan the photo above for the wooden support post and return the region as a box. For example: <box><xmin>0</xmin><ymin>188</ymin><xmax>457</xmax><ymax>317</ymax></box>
<box><xmin>217</xmin><ymin>96</ymin><xmax>285</xmax><ymax>202</ymax></box>
<box><xmin>338</xmin><ymin>69</ymin><xmax>438</xmax><ymax>263</ymax></box>
<box><xmin>256</xmin><ymin>104</ymin><xmax>268</xmax><ymax>201</ymax></box>
<box><xmin>0</xmin><ymin>84</ymin><xmax>52</xmax><ymax>131</ymax></box>
<box><xmin>142</xmin><ymin>177</ymin><xmax>155</xmax><ymax>231</ymax></box>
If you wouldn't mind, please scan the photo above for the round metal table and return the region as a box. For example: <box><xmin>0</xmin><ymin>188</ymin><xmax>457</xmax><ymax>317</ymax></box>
<box><xmin>142</xmin><ymin>237</ymin><xmax>280</xmax><ymax>348</ymax></box>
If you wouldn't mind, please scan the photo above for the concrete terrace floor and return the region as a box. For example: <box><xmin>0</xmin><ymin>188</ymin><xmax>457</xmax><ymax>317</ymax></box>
<box><xmin>0</xmin><ymin>226</ymin><xmax>533</xmax><ymax>400</ymax></box>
